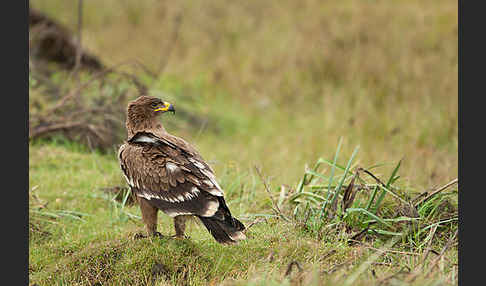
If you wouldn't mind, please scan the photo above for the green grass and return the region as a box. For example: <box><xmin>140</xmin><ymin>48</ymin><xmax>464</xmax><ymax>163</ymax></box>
<box><xmin>30</xmin><ymin>0</ymin><xmax>457</xmax><ymax>285</ymax></box>
<box><xmin>29</xmin><ymin>139</ymin><xmax>457</xmax><ymax>285</ymax></box>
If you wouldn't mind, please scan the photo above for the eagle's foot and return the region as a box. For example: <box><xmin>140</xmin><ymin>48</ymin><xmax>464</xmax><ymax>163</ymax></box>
<box><xmin>133</xmin><ymin>231</ymin><xmax>165</xmax><ymax>240</ymax></box>
<box><xmin>133</xmin><ymin>232</ymin><xmax>147</xmax><ymax>240</ymax></box>
<box><xmin>171</xmin><ymin>234</ymin><xmax>190</xmax><ymax>240</ymax></box>
<box><xmin>152</xmin><ymin>231</ymin><xmax>165</xmax><ymax>238</ymax></box>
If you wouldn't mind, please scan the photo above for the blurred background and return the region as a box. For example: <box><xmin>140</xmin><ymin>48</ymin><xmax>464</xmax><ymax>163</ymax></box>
<box><xmin>29</xmin><ymin>0</ymin><xmax>457</xmax><ymax>198</ymax></box>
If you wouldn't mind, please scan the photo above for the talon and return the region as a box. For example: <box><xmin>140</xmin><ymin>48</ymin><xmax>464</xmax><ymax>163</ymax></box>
<box><xmin>134</xmin><ymin>232</ymin><xmax>165</xmax><ymax>240</ymax></box>
<box><xmin>153</xmin><ymin>232</ymin><xmax>165</xmax><ymax>238</ymax></box>
<box><xmin>133</xmin><ymin>233</ymin><xmax>147</xmax><ymax>240</ymax></box>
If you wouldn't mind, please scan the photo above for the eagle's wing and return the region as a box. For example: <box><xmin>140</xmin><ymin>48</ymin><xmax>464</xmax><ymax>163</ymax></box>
<box><xmin>118</xmin><ymin>131</ymin><xmax>226</xmax><ymax>218</ymax></box>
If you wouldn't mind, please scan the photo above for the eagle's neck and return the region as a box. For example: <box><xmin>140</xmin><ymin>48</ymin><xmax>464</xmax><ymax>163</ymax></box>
<box><xmin>126</xmin><ymin>117</ymin><xmax>167</xmax><ymax>139</ymax></box>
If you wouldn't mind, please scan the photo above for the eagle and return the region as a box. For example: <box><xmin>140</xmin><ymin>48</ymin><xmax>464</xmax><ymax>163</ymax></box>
<box><xmin>118</xmin><ymin>95</ymin><xmax>246</xmax><ymax>244</ymax></box>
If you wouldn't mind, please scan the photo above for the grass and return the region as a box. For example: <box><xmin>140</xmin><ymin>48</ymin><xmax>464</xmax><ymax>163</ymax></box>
<box><xmin>29</xmin><ymin>0</ymin><xmax>457</xmax><ymax>285</ymax></box>
<box><xmin>29</xmin><ymin>139</ymin><xmax>457</xmax><ymax>285</ymax></box>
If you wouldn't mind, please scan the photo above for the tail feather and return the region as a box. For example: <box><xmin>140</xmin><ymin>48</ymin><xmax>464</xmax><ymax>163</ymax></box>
<box><xmin>198</xmin><ymin>215</ymin><xmax>246</xmax><ymax>244</ymax></box>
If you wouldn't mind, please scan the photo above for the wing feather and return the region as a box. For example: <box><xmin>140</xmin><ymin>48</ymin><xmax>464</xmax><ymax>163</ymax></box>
<box><xmin>118</xmin><ymin>132</ymin><xmax>224</xmax><ymax>217</ymax></box>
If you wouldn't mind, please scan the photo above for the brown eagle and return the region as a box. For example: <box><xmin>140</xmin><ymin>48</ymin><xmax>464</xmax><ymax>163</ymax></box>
<box><xmin>118</xmin><ymin>96</ymin><xmax>246</xmax><ymax>244</ymax></box>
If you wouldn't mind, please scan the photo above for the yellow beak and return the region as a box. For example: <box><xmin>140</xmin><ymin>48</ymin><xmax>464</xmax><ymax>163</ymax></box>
<box><xmin>154</xmin><ymin>102</ymin><xmax>175</xmax><ymax>113</ymax></box>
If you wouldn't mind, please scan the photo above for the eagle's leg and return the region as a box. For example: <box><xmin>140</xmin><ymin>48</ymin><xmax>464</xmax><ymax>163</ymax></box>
<box><xmin>138</xmin><ymin>197</ymin><xmax>163</xmax><ymax>238</ymax></box>
<box><xmin>173</xmin><ymin>215</ymin><xmax>190</xmax><ymax>239</ymax></box>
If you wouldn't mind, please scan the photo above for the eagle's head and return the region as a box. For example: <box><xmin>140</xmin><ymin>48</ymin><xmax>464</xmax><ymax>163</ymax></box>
<box><xmin>126</xmin><ymin>95</ymin><xmax>175</xmax><ymax>136</ymax></box>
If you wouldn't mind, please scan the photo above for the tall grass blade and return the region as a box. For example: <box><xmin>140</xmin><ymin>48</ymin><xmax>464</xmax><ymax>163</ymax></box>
<box><xmin>419</xmin><ymin>217</ymin><xmax>458</xmax><ymax>234</ymax></box>
<box><xmin>365</xmin><ymin>185</ymin><xmax>379</xmax><ymax>211</ymax></box>
<box><xmin>121</xmin><ymin>187</ymin><xmax>131</xmax><ymax>208</ymax></box>
<box><xmin>369</xmin><ymin>229</ymin><xmax>403</xmax><ymax>236</ymax></box>
<box><xmin>363</xmin><ymin>216</ymin><xmax>421</xmax><ymax>224</ymax></box>
<box><xmin>346</xmin><ymin>208</ymin><xmax>393</xmax><ymax>228</ymax></box>
<box><xmin>305</xmin><ymin>170</ymin><xmax>329</xmax><ymax>181</ymax></box>
<box><xmin>372</xmin><ymin>159</ymin><xmax>402</xmax><ymax>213</ymax></box>
<box><xmin>318</xmin><ymin>158</ymin><xmax>346</xmax><ymax>171</ymax></box>
<box><xmin>366</xmin><ymin>163</ymin><xmax>390</xmax><ymax>170</ymax></box>
<box><xmin>318</xmin><ymin>137</ymin><xmax>343</xmax><ymax>220</ymax></box>
<box><xmin>289</xmin><ymin>191</ymin><xmax>328</xmax><ymax>202</ymax></box>
<box><xmin>325</xmin><ymin>145</ymin><xmax>360</xmax><ymax>218</ymax></box>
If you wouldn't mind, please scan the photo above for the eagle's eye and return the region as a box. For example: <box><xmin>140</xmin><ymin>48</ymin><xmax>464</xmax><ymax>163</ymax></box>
<box><xmin>151</xmin><ymin>102</ymin><xmax>158</xmax><ymax>108</ymax></box>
